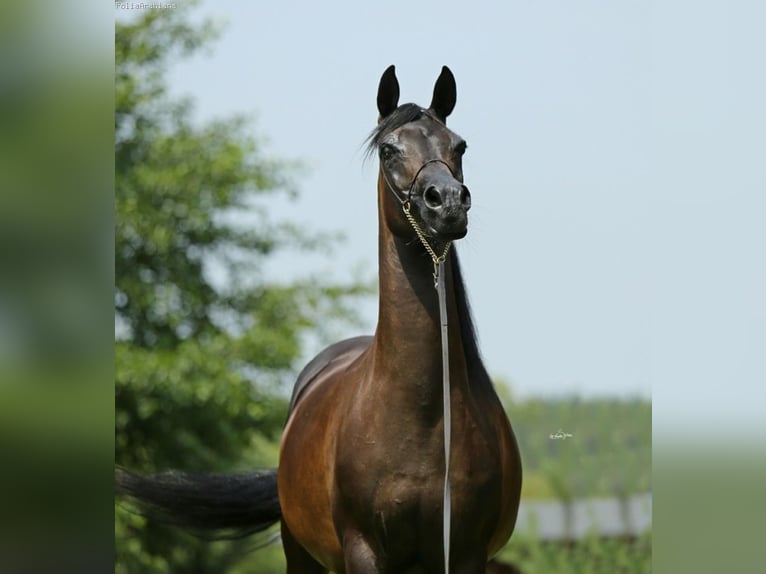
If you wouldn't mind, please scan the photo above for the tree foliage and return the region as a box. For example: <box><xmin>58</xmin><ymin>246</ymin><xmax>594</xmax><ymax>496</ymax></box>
<box><xmin>115</xmin><ymin>5</ymin><xmax>369</xmax><ymax>573</ymax></box>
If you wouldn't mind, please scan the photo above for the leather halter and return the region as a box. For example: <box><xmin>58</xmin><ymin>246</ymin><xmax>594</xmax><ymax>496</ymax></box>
<box><xmin>380</xmin><ymin>158</ymin><xmax>458</xmax><ymax>207</ymax></box>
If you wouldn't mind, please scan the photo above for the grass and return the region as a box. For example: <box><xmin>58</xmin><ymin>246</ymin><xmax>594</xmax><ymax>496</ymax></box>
<box><xmin>497</xmin><ymin>531</ymin><xmax>652</xmax><ymax>574</ymax></box>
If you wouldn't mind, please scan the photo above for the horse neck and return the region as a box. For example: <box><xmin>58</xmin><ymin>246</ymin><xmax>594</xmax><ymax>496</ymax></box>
<box><xmin>371</xmin><ymin>176</ymin><xmax>471</xmax><ymax>409</ymax></box>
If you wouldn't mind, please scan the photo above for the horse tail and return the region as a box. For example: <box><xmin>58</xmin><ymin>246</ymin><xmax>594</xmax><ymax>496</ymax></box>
<box><xmin>115</xmin><ymin>466</ymin><xmax>281</xmax><ymax>540</ymax></box>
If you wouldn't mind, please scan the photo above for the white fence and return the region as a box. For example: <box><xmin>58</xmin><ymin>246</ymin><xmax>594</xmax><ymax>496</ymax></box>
<box><xmin>513</xmin><ymin>493</ymin><xmax>652</xmax><ymax>541</ymax></box>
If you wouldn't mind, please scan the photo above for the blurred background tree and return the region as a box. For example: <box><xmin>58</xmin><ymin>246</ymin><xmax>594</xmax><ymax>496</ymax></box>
<box><xmin>115</xmin><ymin>5</ymin><xmax>370</xmax><ymax>573</ymax></box>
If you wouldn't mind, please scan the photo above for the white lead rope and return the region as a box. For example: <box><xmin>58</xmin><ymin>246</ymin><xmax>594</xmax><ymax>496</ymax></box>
<box><xmin>435</xmin><ymin>260</ymin><xmax>451</xmax><ymax>574</ymax></box>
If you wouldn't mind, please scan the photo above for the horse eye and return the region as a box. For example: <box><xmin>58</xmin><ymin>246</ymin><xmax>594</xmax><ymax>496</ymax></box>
<box><xmin>380</xmin><ymin>144</ymin><xmax>397</xmax><ymax>161</ymax></box>
<box><xmin>454</xmin><ymin>142</ymin><xmax>468</xmax><ymax>156</ymax></box>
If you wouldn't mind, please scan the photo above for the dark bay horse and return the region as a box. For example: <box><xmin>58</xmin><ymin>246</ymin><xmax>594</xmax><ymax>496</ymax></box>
<box><xmin>117</xmin><ymin>66</ymin><xmax>522</xmax><ymax>574</ymax></box>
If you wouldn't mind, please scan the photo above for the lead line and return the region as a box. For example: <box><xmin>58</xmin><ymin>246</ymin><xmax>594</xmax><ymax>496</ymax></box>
<box><xmin>436</xmin><ymin>260</ymin><xmax>451</xmax><ymax>574</ymax></box>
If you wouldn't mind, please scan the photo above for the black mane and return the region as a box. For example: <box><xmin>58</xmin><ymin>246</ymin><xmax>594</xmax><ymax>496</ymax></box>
<box><xmin>450</xmin><ymin>248</ymin><xmax>498</xmax><ymax>400</ymax></box>
<box><xmin>364</xmin><ymin>103</ymin><xmax>431</xmax><ymax>158</ymax></box>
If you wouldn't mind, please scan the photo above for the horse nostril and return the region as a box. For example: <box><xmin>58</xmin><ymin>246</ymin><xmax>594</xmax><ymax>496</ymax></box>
<box><xmin>460</xmin><ymin>186</ymin><xmax>471</xmax><ymax>210</ymax></box>
<box><xmin>424</xmin><ymin>186</ymin><xmax>443</xmax><ymax>209</ymax></box>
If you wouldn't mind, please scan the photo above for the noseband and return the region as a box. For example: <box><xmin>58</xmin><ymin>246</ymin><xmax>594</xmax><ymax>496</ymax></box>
<box><xmin>381</xmin><ymin>158</ymin><xmax>457</xmax><ymax>208</ymax></box>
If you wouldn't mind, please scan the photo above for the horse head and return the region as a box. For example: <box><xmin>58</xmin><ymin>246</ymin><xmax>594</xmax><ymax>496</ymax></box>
<box><xmin>369</xmin><ymin>65</ymin><xmax>472</xmax><ymax>243</ymax></box>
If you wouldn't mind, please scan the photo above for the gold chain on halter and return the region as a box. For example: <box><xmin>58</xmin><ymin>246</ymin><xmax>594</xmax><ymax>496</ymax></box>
<box><xmin>402</xmin><ymin>201</ymin><xmax>452</xmax><ymax>268</ymax></box>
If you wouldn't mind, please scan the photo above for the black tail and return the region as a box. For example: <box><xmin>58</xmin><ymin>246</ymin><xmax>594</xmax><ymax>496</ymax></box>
<box><xmin>115</xmin><ymin>467</ymin><xmax>282</xmax><ymax>540</ymax></box>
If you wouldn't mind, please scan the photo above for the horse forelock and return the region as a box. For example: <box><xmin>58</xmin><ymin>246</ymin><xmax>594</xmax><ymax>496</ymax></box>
<box><xmin>363</xmin><ymin>103</ymin><xmax>433</xmax><ymax>159</ymax></box>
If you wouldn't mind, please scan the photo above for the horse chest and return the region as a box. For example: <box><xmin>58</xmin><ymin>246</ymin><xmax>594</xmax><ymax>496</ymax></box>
<box><xmin>337</xmin><ymin>410</ymin><xmax>503</xmax><ymax>540</ymax></box>
<box><xmin>363</xmin><ymin>451</ymin><xmax>502</xmax><ymax>564</ymax></box>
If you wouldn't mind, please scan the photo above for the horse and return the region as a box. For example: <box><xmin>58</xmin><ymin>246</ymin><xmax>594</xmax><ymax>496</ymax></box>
<box><xmin>117</xmin><ymin>65</ymin><xmax>522</xmax><ymax>574</ymax></box>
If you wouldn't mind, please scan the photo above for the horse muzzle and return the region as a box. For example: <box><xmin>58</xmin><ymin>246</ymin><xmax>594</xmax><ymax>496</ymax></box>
<box><xmin>419</xmin><ymin>180</ymin><xmax>471</xmax><ymax>240</ymax></box>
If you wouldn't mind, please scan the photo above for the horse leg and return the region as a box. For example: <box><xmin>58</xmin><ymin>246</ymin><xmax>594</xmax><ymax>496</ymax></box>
<box><xmin>453</xmin><ymin>553</ymin><xmax>489</xmax><ymax>574</ymax></box>
<box><xmin>281</xmin><ymin>521</ymin><xmax>328</xmax><ymax>574</ymax></box>
<box><xmin>342</xmin><ymin>529</ymin><xmax>381</xmax><ymax>574</ymax></box>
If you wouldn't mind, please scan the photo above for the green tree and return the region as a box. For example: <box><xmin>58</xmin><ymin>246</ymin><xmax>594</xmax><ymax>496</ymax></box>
<box><xmin>115</xmin><ymin>5</ymin><xmax>370</xmax><ymax>573</ymax></box>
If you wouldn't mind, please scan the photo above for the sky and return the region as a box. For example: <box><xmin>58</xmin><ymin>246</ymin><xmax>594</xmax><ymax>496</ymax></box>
<box><xmin>121</xmin><ymin>1</ymin><xmax>765</xmax><ymax>436</ymax></box>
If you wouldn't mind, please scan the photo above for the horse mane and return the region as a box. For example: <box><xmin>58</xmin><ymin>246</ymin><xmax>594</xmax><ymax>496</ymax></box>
<box><xmin>364</xmin><ymin>103</ymin><xmax>436</xmax><ymax>158</ymax></box>
<box><xmin>450</xmin><ymin>248</ymin><xmax>498</xmax><ymax>398</ymax></box>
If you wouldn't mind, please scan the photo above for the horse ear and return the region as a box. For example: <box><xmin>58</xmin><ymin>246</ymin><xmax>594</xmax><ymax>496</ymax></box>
<box><xmin>429</xmin><ymin>66</ymin><xmax>457</xmax><ymax>122</ymax></box>
<box><xmin>377</xmin><ymin>65</ymin><xmax>400</xmax><ymax>119</ymax></box>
